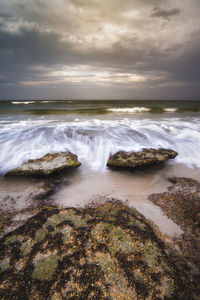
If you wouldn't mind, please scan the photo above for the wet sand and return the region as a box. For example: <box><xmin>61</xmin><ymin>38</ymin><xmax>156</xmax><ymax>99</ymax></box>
<box><xmin>51</xmin><ymin>164</ymin><xmax>195</xmax><ymax>235</ymax></box>
<box><xmin>1</xmin><ymin>162</ymin><xmax>199</xmax><ymax>236</ymax></box>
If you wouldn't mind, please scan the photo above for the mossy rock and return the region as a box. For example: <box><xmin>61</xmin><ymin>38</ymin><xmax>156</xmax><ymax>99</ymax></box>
<box><xmin>149</xmin><ymin>177</ymin><xmax>200</xmax><ymax>281</ymax></box>
<box><xmin>6</xmin><ymin>152</ymin><xmax>81</xmax><ymax>176</ymax></box>
<box><xmin>149</xmin><ymin>177</ymin><xmax>200</xmax><ymax>235</ymax></box>
<box><xmin>107</xmin><ymin>148</ymin><xmax>178</xmax><ymax>170</ymax></box>
<box><xmin>0</xmin><ymin>200</ymin><xmax>194</xmax><ymax>299</ymax></box>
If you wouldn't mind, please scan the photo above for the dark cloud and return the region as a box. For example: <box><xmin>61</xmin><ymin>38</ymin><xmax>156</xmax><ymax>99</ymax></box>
<box><xmin>0</xmin><ymin>0</ymin><xmax>199</xmax><ymax>99</ymax></box>
<box><xmin>151</xmin><ymin>6</ymin><xmax>180</xmax><ymax>20</ymax></box>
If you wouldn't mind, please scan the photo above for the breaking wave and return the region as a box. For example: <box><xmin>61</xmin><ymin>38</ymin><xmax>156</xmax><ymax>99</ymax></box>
<box><xmin>107</xmin><ymin>107</ymin><xmax>150</xmax><ymax>113</ymax></box>
<box><xmin>107</xmin><ymin>107</ymin><xmax>180</xmax><ymax>114</ymax></box>
<box><xmin>0</xmin><ymin>117</ymin><xmax>200</xmax><ymax>175</ymax></box>
<box><xmin>164</xmin><ymin>108</ymin><xmax>178</xmax><ymax>112</ymax></box>
<box><xmin>12</xmin><ymin>101</ymin><xmax>36</xmax><ymax>105</ymax></box>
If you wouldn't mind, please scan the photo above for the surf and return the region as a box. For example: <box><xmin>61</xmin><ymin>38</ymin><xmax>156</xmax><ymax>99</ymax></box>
<box><xmin>1</xmin><ymin>117</ymin><xmax>200</xmax><ymax>174</ymax></box>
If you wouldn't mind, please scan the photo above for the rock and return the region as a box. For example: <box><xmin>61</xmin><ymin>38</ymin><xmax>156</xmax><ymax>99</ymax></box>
<box><xmin>0</xmin><ymin>200</ymin><xmax>194</xmax><ymax>299</ymax></box>
<box><xmin>6</xmin><ymin>152</ymin><xmax>81</xmax><ymax>176</ymax></box>
<box><xmin>149</xmin><ymin>177</ymin><xmax>200</xmax><ymax>296</ymax></box>
<box><xmin>149</xmin><ymin>177</ymin><xmax>200</xmax><ymax>235</ymax></box>
<box><xmin>0</xmin><ymin>179</ymin><xmax>56</xmax><ymax>238</ymax></box>
<box><xmin>107</xmin><ymin>148</ymin><xmax>178</xmax><ymax>169</ymax></box>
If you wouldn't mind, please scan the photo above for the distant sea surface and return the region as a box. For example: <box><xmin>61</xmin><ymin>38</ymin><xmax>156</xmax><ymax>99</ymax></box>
<box><xmin>0</xmin><ymin>99</ymin><xmax>200</xmax><ymax>174</ymax></box>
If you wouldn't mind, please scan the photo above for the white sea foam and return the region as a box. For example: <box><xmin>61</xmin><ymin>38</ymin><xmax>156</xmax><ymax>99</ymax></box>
<box><xmin>39</xmin><ymin>100</ymin><xmax>62</xmax><ymax>103</ymax></box>
<box><xmin>107</xmin><ymin>107</ymin><xmax>150</xmax><ymax>113</ymax></box>
<box><xmin>1</xmin><ymin>117</ymin><xmax>200</xmax><ymax>175</ymax></box>
<box><xmin>164</xmin><ymin>108</ymin><xmax>178</xmax><ymax>112</ymax></box>
<box><xmin>12</xmin><ymin>101</ymin><xmax>35</xmax><ymax>105</ymax></box>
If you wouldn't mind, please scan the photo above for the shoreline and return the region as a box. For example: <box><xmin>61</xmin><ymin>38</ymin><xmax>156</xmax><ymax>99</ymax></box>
<box><xmin>0</xmin><ymin>177</ymin><xmax>199</xmax><ymax>298</ymax></box>
<box><xmin>0</xmin><ymin>162</ymin><xmax>199</xmax><ymax>235</ymax></box>
<box><xmin>0</xmin><ymin>161</ymin><xmax>199</xmax><ymax>298</ymax></box>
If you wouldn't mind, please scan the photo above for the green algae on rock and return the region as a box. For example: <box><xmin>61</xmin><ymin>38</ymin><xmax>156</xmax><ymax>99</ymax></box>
<box><xmin>149</xmin><ymin>177</ymin><xmax>200</xmax><ymax>234</ymax></box>
<box><xmin>0</xmin><ymin>178</ymin><xmax>57</xmax><ymax>239</ymax></box>
<box><xmin>0</xmin><ymin>200</ymin><xmax>193</xmax><ymax>299</ymax></box>
<box><xmin>107</xmin><ymin>148</ymin><xmax>178</xmax><ymax>170</ymax></box>
<box><xmin>149</xmin><ymin>177</ymin><xmax>200</xmax><ymax>298</ymax></box>
<box><xmin>6</xmin><ymin>152</ymin><xmax>81</xmax><ymax>176</ymax></box>
<box><xmin>149</xmin><ymin>177</ymin><xmax>200</xmax><ymax>267</ymax></box>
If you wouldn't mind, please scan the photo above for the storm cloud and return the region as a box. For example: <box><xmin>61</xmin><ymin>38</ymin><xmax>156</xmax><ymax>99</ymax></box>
<box><xmin>0</xmin><ymin>0</ymin><xmax>199</xmax><ymax>100</ymax></box>
<box><xmin>151</xmin><ymin>7</ymin><xmax>180</xmax><ymax>20</ymax></box>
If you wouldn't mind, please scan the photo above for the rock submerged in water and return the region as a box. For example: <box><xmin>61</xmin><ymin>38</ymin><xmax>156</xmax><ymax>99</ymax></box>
<box><xmin>6</xmin><ymin>152</ymin><xmax>81</xmax><ymax>176</ymax></box>
<box><xmin>0</xmin><ymin>200</ymin><xmax>193</xmax><ymax>299</ymax></box>
<box><xmin>107</xmin><ymin>148</ymin><xmax>178</xmax><ymax>169</ymax></box>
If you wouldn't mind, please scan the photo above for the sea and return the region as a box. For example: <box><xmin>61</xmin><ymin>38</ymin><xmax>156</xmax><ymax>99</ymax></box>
<box><xmin>0</xmin><ymin>99</ymin><xmax>200</xmax><ymax>234</ymax></box>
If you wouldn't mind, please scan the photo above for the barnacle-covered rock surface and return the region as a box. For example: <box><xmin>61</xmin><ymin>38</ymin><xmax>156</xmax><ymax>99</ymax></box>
<box><xmin>107</xmin><ymin>148</ymin><xmax>178</xmax><ymax>170</ymax></box>
<box><xmin>6</xmin><ymin>152</ymin><xmax>81</xmax><ymax>176</ymax></box>
<box><xmin>0</xmin><ymin>200</ymin><xmax>193</xmax><ymax>299</ymax></box>
<box><xmin>149</xmin><ymin>177</ymin><xmax>200</xmax><ymax>269</ymax></box>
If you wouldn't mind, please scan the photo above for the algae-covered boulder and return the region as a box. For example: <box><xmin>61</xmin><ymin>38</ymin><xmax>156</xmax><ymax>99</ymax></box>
<box><xmin>107</xmin><ymin>148</ymin><xmax>178</xmax><ymax>170</ymax></box>
<box><xmin>6</xmin><ymin>152</ymin><xmax>81</xmax><ymax>176</ymax></box>
<box><xmin>149</xmin><ymin>177</ymin><xmax>200</xmax><ymax>266</ymax></box>
<box><xmin>149</xmin><ymin>177</ymin><xmax>200</xmax><ymax>234</ymax></box>
<box><xmin>0</xmin><ymin>200</ymin><xmax>191</xmax><ymax>299</ymax></box>
<box><xmin>148</xmin><ymin>177</ymin><xmax>200</xmax><ymax>298</ymax></box>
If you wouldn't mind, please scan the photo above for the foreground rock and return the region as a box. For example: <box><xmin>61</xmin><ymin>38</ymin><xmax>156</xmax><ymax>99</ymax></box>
<box><xmin>0</xmin><ymin>200</ymin><xmax>195</xmax><ymax>299</ymax></box>
<box><xmin>149</xmin><ymin>177</ymin><xmax>200</xmax><ymax>235</ymax></box>
<box><xmin>149</xmin><ymin>177</ymin><xmax>200</xmax><ymax>297</ymax></box>
<box><xmin>149</xmin><ymin>177</ymin><xmax>200</xmax><ymax>267</ymax></box>
<box><xmin>107</xmin><ymin>148</ymin><xmax>178</xmax><ymax>170</ymax></box>
<box><xmin>0</xmin><ymin>178</ymin><xmax>58</xmax><ymax>238</ymax></box>
<box><xmin>6</xmin><ymin>152</ymin><xmax>81</xmax><ymax>176</ymax></box>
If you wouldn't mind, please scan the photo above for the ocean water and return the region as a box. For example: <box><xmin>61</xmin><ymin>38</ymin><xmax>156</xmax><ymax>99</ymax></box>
<box><xmin>0</xmin><ymin>99</ymin><xmax>200</xmax><ymax>234</ymax></box>
<box><xmin>0</xmin><ymin>99</ymin><xmax>200</xmax><ymax>174</ymax></box>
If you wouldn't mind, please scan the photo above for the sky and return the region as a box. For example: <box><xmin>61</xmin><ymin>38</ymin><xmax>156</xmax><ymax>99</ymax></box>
<box><xmin>0</xmin><ymin>0</ymin><xmax>199</xmax><ymax>100</ymax></box>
